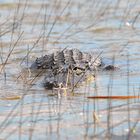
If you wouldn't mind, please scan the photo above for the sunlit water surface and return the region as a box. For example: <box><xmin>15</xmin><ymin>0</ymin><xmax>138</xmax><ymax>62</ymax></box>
<box><xmin>0</xmin><ymin>0</ymin><xmax>140</xmax><ymax>139</ymax></box>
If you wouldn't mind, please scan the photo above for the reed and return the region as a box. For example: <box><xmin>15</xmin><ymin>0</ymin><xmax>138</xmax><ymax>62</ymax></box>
<box><xmin>0</xmin><ymin>0</ymin><xmax>140</xmax><ymax>139</ymax></box>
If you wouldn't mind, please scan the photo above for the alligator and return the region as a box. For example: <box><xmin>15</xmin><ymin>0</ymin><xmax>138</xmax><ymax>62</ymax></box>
<box><xmin>30</xmin><ymin>48</ymin><xmax>117</xmax><ymax>90</ymax></box>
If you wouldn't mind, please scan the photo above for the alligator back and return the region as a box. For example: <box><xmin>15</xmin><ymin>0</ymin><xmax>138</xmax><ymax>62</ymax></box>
<box><xmin>30</xmin><ymin>48</ymin><xmax>117</xmax><ymax>90</ymax></box>
<box><xmin>30</xmin><ymin>48</ymin><xmax>102</xmax><ymax>71</ymax></box>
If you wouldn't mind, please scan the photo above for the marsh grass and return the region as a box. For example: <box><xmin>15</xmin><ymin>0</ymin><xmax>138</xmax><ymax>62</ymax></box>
<box><xmin>0</xmin><ymin>0</ymin><xmax>140</xmax><ymax>140</ymax></box>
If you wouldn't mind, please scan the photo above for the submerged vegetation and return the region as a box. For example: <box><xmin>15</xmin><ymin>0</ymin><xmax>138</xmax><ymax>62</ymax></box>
<box><xmin>0</xmin><ymin>0</ymin><xmax>140</xmax><ymax>139</ymax></box>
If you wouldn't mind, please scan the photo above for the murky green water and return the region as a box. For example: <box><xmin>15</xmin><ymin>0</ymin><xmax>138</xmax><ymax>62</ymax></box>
<box><xmin>0</xmin><ymin>0</ymin><xmax>140</xmax><ymax>139</ymax></box>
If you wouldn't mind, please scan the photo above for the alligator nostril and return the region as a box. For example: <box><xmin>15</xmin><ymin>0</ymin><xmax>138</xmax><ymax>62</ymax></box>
<box><xmin>103</xmin><ymin>65</ymin><xmax>117</xmax><ymax>71</ymax></box>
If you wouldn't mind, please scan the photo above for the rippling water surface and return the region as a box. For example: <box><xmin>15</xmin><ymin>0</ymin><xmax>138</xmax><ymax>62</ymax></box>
<box><xmin>0</xmin><ymin>0</ymin><xmax>140</xmax><ymax>139</ymax></box>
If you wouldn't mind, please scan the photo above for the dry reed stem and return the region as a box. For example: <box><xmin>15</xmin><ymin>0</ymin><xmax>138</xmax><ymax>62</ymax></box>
<box><xmin>87</xmin><ymin>96</ymin><xmax>140</xmax><ymax>100</ymax></box>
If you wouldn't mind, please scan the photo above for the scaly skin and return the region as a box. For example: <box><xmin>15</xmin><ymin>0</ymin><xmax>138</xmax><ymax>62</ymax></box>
<box><xmin>30</xmin><ymin>48</ymin><xmax>117</xmax><ymax>89</ymax></box>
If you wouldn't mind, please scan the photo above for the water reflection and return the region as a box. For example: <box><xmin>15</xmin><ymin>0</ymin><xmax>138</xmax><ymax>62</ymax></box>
<box><xmin>0</xmin><ymin>0</ymin><xmax>140</xmax><ymax>139</ymax></box>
